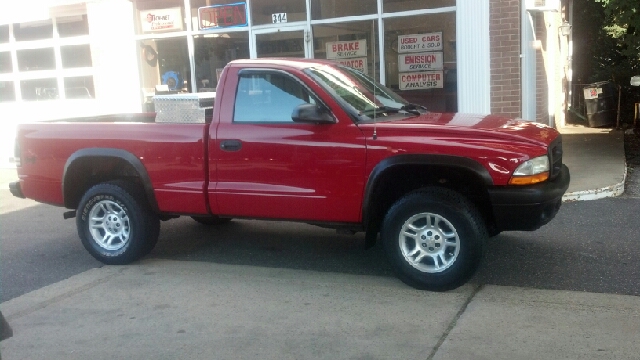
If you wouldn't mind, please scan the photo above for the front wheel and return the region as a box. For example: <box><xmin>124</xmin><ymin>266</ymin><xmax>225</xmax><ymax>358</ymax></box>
<box><xmin>76</xmin><ymin>182</ymin><xmax>160</xmax><ymax>265</ymax></box>
<box><xmin>381</xmin><ymin>188</ymin><xmax>487</xmax><ymax>291</ymax></box>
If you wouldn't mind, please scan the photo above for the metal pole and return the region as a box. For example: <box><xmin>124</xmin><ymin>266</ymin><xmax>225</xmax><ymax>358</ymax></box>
<box><xmin>616</xmin><ymin>85</ymin><xmax>621</xmax><ymax>129</ymax></box>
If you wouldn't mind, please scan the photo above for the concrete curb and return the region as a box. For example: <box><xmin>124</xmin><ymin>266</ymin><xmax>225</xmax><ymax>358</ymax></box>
<box><xmin>2</xmin><ymin>261</ymin><xmax>640</xmax><ymax>360</ymax></box>
<box><xmin>562</xmin><ymin>166</ymin><xmax>627</xmax><ymax>201</ymax></box>
<box><xmin>1</xmin><ymin>266</ymin><xmax>121</xmax><ymax>321</ymax></box>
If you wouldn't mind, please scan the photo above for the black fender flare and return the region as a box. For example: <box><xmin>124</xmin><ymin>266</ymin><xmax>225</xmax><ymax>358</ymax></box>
<box><xmin>62</xmin><ymin>148</ymin><xmax>159</xmax><ymax>212</ymax></box>
<box><xmin>362</xmin><ymin>154</ymin><xmax>494</xmax><ymax>227</ymax></box>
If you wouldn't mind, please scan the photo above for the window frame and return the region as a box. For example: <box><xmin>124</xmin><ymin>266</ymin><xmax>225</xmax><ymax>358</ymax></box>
<box><xmin>0</xmin><ymin>15</ymin><xmax>95</xmax><ymax>102</ymax></box>
<box><xmin>232</xmin><ymin>68</ymin><xmax>332</xmax><ymax>124</ymax></box>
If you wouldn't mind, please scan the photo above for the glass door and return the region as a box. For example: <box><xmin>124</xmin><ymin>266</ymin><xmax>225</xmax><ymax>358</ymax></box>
<box><xmin>251</xmin><ymin>25</ymin><xmax>311</xmax><ymax>59</ymax></box>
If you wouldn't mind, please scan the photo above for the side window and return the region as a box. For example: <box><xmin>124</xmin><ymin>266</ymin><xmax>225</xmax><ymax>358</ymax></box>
<box><xmin>234</xmin><ymin>72</ymin><xmax>317</xmax><ymax>123</ymax></box>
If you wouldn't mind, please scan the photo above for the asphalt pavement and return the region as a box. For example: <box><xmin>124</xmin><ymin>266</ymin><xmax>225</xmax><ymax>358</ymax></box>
<box><xmin>2</xmin><ymin>260</ymin><xmax>639</xmax><ymax>360</ymax></box>
<box><xmin>2</xmin><ymin>125</ymin><xmax>639</xmax><ymax>359</ymax></box>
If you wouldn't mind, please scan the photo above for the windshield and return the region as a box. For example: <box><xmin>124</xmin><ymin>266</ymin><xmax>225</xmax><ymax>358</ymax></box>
<box><xmin>305</xmin><ymin>65</ymin><xmax>420</xmax><ymax>121</ymax></box>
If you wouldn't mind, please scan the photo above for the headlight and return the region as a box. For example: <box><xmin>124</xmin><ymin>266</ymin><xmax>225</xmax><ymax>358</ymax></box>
<box><xmin>509</xmin><ymin>155</ymin><xmax>549</xmax><ymax>185</ymax></box>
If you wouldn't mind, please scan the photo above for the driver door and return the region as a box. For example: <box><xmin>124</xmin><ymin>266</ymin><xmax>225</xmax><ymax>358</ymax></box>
<box><xmin>211</xmin><ymin>68</ymin><xmax>367</xmax><ymax>222</ymax></box>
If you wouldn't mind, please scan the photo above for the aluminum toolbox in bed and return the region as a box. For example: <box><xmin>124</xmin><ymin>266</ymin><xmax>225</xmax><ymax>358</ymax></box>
<box><xmin>153</xmin><ymin>92</ymin><xmax>215</xmax><ymax>123</ymax></box>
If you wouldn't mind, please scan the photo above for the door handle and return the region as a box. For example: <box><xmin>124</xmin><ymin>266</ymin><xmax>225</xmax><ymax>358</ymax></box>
<box><xmin>220</xmin><ymin>139</ymin><xmax>242</xmax><ymax>152</ymax></box>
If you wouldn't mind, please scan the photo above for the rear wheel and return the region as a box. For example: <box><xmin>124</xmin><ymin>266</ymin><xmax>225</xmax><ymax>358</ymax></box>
<box><xmin>190</xmin><ymin>216</ymin><xmax>232</xmax><ymax>225</ymax></box>
<box><xmin>381</xmin><ymin>187</ymin><xmax>486</xmax><ymax>291</ymax></box>
<box><xmin>76</xmin><ymin>182</ymin><xmax>160</xmax><ymax>264</ymax></box>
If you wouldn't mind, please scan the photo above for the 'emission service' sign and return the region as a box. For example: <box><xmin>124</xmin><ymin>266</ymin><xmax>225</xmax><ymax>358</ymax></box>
<box><xmin>399</xmin><ymin>71</ymin><xmax>444</xmax><ymax>90</ymax></box>
<box><xmin>398</xmin><ymin>52</ymin><xmax>443</xmax><ymax>72</ymax></box>
<box><xmin>397</xmin><ymin>32</ymin><xmax>443</xmax><ymax>53</ymax></box>
<box><xmin>140</xmin><ymin>7</ymin><xmax>184</xmax><ymax>32</ymax></box>
<box><xmin>335</xmin><ymin>57</ymin><xmax>368</xmax><ymax>73</ymax></box>
<box><xmin>326</xmin><ymin>39</ymin><xmax>367</xmax><ymax>59</ymax></box>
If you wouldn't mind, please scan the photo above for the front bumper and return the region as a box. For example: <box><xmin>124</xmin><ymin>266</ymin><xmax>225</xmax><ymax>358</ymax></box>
<box><xmin>488</xmin><ymin>164</ymin><xmax>570</xmax><ymax>232</ymax></box>
<box><xmin>9</xmin><ymin>181</ymin><xmax>25</xmax><ymax>199</ymax></box>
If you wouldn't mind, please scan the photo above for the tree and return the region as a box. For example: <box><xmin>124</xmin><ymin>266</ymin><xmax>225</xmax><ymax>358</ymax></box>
<box><xmin>572</xmin><ymin>0</ymin><xmax>639</xmax><ymax>124</ymax></box>
<box><xmin>596</xmin><ymin>0</ymin><xmax>639</xmax><ymax>60</ymax></box>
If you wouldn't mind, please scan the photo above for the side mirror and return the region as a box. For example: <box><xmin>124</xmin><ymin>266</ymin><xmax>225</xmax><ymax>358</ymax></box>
<box><xmin>291</xmin><ymin>103</ymin><xmax>335</xmax><ymax>124</ymax></box>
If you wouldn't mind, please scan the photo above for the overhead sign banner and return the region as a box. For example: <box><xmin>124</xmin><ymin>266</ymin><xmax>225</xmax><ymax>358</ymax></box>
<box><xmin>198</xmin><ymin>2</ymin><xmax>248</xmax><ymax>30</ymax></box>
<box><xmin>399</xmin><ymin>71</ymin><xmax>444</xmax><ymax>90</ymax></box>
<box><xmin>335</xmin><ymin>57</ymin><xmax>368</xmax><ymax>73</ymax></box>
<box><xmin>140</xmin><ymin>8</ymin><xmax>184</xmax><ymax>32</ymax></box>
<box><xmin>398</xmin><ymin>32</ymin><xmax>443</xmax><ymax>53</ymax></box>
<box><xmin>398</xmin><ymin>52</ymin><xmax>444</xmax><ymax>72</ymax></box>
<box><xmin>326</xmin><ymin>39</ymin><xmax>367</xmax><ymax>60</ymax></box>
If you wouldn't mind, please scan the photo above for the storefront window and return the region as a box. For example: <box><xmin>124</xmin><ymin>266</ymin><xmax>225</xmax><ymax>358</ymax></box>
<box><xmin>383</xmin><ymin>0</ymin><xmax>455</xmax><ymax>13</ymax></box>
<box><xmin>313</xmin><ymin>20</ymin><xmax>379</xmax><ymax>81</ymax></box>
<box><xmin>61</xmin><ymin>44</ymin><xmax>93</xmax><ymax>68</ymax></box>
<box><xmin>250</xmin><ymin>0</ymin><xmax>306</xmax><ymax>26</ymax></box>
<box><xmin>57</xmin><ymin>15</ymin><xmax>90</xmax><ymax>37</ymax></box>
<box><xmin>0</xmin><ymin>25</ymin><xmax>9</xmax><ymax>43</ymax></box>
<box><xmin>64</xmin><ymin>76</ymin><xmax>95</xmax><ymax>99</ymax></box>
<box><xmin>134</xmin><ymin>0</ymin><xmax>186</xmax><ymax>35</ymax></box>
<box><xmin>17</xmin><ymin>48</ymin><xmax>55</xmax><ymax>71</ymax></box>
<box><xmin>0</xmin><ymin>52</ymin><xmax>12</xmax><ymax>74</ymax></box>
<box><xmin>194</xmin><ymin>32</ymin><xmax>249</xmax><ymax>91</ymax></box>
<box><xmin>21</xmin><ymin>78</ymin><xmax>58</xmax><ymax>101</ymax></box>
<box><xmin>310</xmin><ymin>0</ymin><xmax>376</xmax><ymax>20</ymax></box>
<box><xmin>0</xmin><ymin>81</ymin><xmax>15</xmax><ymax>102</ymax></box>
<box><xmin>138</xmin><ymin>38</ymin><xmax>191</xmax><ymax>95</ymax></box>
<box><xmin>4</xmin><ymin>14</ymin><xmax>96</xmax><ymax>104</ymax></box>
<box><xmin>13</xmin><ymin>20</ymin><xmax>53</xmax><ymax>41</ymax></box>
<box><xmin>383</xmin><ymin>13</ymin><xmax>457</xmax><ymax>112</ymax></box>
<box><xmin>256</xmin><ymin>31</ymin><xmax>305</xmax><ymax>58</ymax></box>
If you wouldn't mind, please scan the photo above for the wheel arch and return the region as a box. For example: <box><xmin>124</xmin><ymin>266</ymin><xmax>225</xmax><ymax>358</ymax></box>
<box><xmin>63</xmin><ymin>148</ymin><xmax>159</xmax><ymax>212</ymax></box>
<box><xmin>362</xmin><ymin>154</ymin><xmax>496</xmax><ymax>246</ymax></box>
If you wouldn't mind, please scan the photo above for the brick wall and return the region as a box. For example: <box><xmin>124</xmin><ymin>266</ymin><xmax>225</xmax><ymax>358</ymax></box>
<box><xmin>489</xmin><ymin>0</ymin><xmax>521</xmax><ymax>118</ymax></box>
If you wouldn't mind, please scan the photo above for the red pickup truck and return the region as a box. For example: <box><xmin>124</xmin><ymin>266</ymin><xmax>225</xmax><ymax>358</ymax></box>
<box><xmin>10</xmin><ymin>58</ymin><xmax>569</xmax><ymax>290</ymax></box>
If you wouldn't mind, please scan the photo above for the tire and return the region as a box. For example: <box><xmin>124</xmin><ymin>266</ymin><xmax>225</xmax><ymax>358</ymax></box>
<box><xmin>381</xmin><ymin>187</ymin><xmax>487</xmax><ymax>291</ymax></box>
<box><xmin>76</xmin><ymin>181</ymin><xmax>160</xmax><ymax>265</ymax></box>
<box><xmin>190</xmin><ymin>216</ymin><xmax>232</xmax><ymax>225</ymax></box>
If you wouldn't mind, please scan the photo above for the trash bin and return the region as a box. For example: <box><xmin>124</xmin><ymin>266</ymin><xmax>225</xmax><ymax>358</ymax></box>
<box><xmin>583</xmin><ymin>81</ymin><xmax>617</xmax><ymax>127</ymax></box>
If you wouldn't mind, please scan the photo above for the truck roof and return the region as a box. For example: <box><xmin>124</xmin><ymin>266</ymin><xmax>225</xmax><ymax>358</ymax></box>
<box><xmin>228</xmin><ymin>58</ymin><xmax>338</xmax><ymax>70</ymax></box>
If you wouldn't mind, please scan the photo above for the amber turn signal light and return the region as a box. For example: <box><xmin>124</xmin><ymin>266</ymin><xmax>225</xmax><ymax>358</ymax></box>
<box><xmin>508</xmin><ymin>172</ymin><xmax>549</xmax><ymax>185</ymax></box>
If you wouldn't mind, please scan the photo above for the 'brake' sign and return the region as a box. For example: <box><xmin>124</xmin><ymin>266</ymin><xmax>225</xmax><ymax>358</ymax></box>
<box><xmin>398</xmin><ymin>52</ymin><xmax>443</xmax><ymax>72</ymax></box>
<box><xmin>326</xmin><ymin>39</ymin><xmax>367</xmax><ymax>59</ymax></box>
<box><xmin>397</xmin><ymin>33</ymin><xmax>443</xmax><ymax>53</ymax></box>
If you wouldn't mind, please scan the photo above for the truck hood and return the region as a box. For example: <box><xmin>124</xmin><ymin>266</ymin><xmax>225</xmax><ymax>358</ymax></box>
<box><xmin>364</xmin><ymin>113</ymin><xmax>558</xmax><ymax>146</ymax></box>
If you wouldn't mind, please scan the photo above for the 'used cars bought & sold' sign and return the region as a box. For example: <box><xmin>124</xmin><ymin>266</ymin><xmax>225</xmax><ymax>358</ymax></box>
<box><xmin>397</xmin><ymin>32</ymin><xmax>443</xmax><ymax>53</ymax></box>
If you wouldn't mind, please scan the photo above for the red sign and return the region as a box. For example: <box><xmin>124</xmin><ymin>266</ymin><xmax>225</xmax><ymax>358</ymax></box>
<box><xmin>399</xmin><ymin>71</ymin><xmax>444</xmax><ymax>90</ymax></box>
<box><xmin>325</xmin><ymin>39</ymin><xmax>367</xmax><ymax>60</ymax></box>
<box><xmin>139</xmin><ymin>8</ymin><xmax>183</xmax><ymax>32</ymax></box>
<box><xmin>336</xmin><ymin>57</ymin><xmax>368</xmax><ymax>73</ymax></box>
<box><xmin>198</xmin><ymin>2</ymin><xmax>247</xmax><ymax>30</ymax></box>
<box><xmin>397</xmin><ymin>32</ymin><xmax>443</xmax><ymax>53</ymax></box>
<box><xmin>398</xmin><ymin>52</ymin><xmax>444</xmax><ymax>72</ymax></box>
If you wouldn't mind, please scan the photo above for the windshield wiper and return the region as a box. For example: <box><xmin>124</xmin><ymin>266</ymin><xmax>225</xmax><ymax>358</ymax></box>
<box><xmin>401</xmin><ymin>103</ymin><xmax>427</xmax><ymax>113</ymax></box>
<box><xmin>365</xmin><ymin>105</ymin><xmax>420</xmax><ymax>117</ymax></box>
